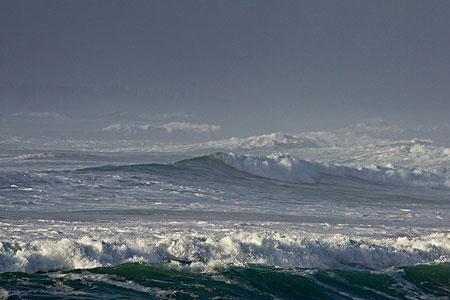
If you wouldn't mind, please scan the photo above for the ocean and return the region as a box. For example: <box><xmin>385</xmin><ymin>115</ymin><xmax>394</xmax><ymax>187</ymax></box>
<box><xmin>1</xmin><ymin>127</ymin><xmax>449</xmax><ymax>299</ymax></box>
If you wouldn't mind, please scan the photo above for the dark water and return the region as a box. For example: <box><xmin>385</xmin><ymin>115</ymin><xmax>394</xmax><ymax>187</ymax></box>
<box><xmin>1</xmin><ymin>263</ymin><xmax>449</xmax><ymax>299</ymax></box>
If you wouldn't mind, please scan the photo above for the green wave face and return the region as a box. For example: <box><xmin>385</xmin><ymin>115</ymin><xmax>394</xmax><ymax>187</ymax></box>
<box><xmin>1</xmin><ymin>263</ymin><xmax>449</xmax><ymax>299</ymax></box>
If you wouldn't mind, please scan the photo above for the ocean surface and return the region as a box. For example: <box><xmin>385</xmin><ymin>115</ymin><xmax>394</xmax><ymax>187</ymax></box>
<box><xmin>1</xmin><ymin>124</ymin><xmax>450</xmax><ymax>299</ymax></box>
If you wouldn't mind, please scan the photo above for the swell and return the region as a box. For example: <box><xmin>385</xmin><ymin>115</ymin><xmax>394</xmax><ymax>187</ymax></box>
<box><xmin>1</xmin><ymin>263</ymin><xmax>449</xmax><ymax>299</ymax></box>
<box><xmin>79</xmin><ymin>152</ymin><xmax>450</xmax><ymax>190</ymax></box>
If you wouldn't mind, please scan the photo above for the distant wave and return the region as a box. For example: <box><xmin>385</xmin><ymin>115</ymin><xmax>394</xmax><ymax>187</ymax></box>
<box><xmin>5</xmin><ymin>152</ymin><xmax>58</xmax><ymax>161</ymax></box>
<box><xmin>102</xmin><ymin>122</ymin><xmax>221</xmax><ymax>134</ymax></box>
<box><xmin>4</xmin><ymin>122</ymin><xmax>450</xmax><ymax>155</ymax></box>
<box><xmin>197</xmin><ymin>132</ymin><xmax>324</xmax><ymax>150</ymax></box>
<box><xmin>9</xmin><ymin>112</ymin><xmax>68</xmax><ymax>119</ymax></box>
<box><xmin>1</xmin><ymin>232</ymin><xmax>449</xmax><ymax>273</ymax></box>
<box><xmin>80</xmin><ymin>152</ymin><xmax>450</xmax><ymax>189</ymax></box>
<box><xmin>0</xmin><ymin>152</ymin><xmax>110</xmax><ymax>167</ymax></box>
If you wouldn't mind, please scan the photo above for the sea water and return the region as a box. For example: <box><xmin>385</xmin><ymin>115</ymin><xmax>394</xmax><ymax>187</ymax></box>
<box><xmin>1</xmin><ymin>128</ymin><xmax>450</xmax><ymax>299</ymax></box>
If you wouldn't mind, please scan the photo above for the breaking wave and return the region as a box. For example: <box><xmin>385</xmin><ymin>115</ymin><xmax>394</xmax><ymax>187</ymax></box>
<box><xmin>213</xmin><ymin>152</ymin><xmax>450</xmax><ymax>189</ymax></box>
<box><xmin>1</xmin><ymin>232</ymin><xmax>450</xmax><ymax>273</ymax></box>
<box><xmin>81</xmin><ymin>152</ymin><xmax>450</xmax><ymax>189</ymax></box>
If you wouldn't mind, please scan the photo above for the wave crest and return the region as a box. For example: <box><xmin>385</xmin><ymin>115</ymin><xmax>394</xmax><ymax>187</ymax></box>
<box><xmin>1</xmin><ymin>232</ymin><xmax>450</xmax><ymax>273</ymax></box>
<box><xmin>214</xmin><ymin>152</ymin><xmax>450</xmax><ymax>189</ymax></box>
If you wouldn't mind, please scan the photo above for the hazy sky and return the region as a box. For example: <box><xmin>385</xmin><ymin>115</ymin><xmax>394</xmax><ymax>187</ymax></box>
<box><xmin>1</xmin><ymin>0</ymin><xmax>450</xmax><ymax>136</ymax></box>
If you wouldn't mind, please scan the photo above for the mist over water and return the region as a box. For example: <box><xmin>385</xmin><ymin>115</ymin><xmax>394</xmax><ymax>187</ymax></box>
<box><xmin>2</xmin><ymin>1</ymin><xmax>450</xmax><ymax>135</ymax></box>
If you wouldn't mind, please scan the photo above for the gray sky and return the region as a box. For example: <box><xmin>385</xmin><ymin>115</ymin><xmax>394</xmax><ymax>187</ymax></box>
<box><xmin>1</xmin><ymin>0</ymin><xmax>450</xmax><ymax>137</ymax></box>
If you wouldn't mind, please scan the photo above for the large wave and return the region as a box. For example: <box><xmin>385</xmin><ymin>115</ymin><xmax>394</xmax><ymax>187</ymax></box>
<box><xmin>1</xmin><ymin>231</ymin><xmax>450</xmax><ymax>273</ymax></box>
<box><xmin>213</xmin><ymin>152</ymin><xmax>450</xmax><ymax>189</ymax></box>
<box><xmin>77</xmin><ymin>152</ymin><xmax>450</xmax><ymax>189</ymax></box>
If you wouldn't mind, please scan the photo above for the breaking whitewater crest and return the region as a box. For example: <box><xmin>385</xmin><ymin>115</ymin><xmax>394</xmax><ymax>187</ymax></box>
<box><xmin>1</xmin><ymin>230</ymin><xmax>450</xmax><ymax>274</ymax></box>
<box><xmin>211</xmin><ymin>152</ymin><xmax>450</xmax><ymax>189</ymax></box>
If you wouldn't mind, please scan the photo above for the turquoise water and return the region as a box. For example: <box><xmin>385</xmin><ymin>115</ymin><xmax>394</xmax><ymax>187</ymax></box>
<box><xmin>1</xmin><ymin>263</ymin><xmax>449</xmax><ymax>299</ymax></box>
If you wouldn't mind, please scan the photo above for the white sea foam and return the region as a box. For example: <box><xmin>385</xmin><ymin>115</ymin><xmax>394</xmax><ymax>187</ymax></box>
<box><xmin>0</xmin><ymin>289</ymin><xmax>9</xmax><ymax>300</ymax></box>
<box><xmin>1</xmin><ymin>232</ymin><xmax>449</xmax><ymax>273</ymax></box>
<box><xmin>198</xmin><ymin>132</ymin><xmax>324</xmax><ymax>150</ymax></box>
<box><xmin>216</xmin><ymin>152</ymin><xmax>450</xmax><ymax>189</ymax></box>
<box><xmin>160</xmin><ymin>122</ymin><xmax>221</xmax><ymax>133</ymax></box>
